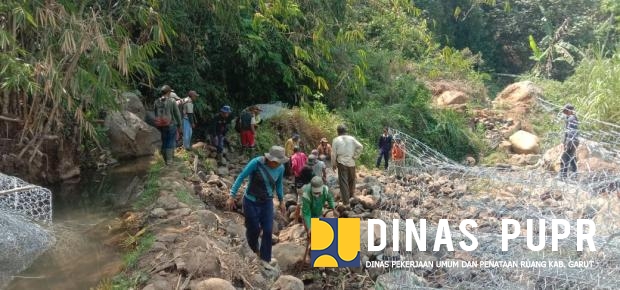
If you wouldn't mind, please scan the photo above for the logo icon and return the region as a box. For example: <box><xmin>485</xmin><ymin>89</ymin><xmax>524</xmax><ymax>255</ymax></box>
<box><xmin>310</xmin><ymin>218</ymin><xmax>361</xmax><ymax>267</ymax></box>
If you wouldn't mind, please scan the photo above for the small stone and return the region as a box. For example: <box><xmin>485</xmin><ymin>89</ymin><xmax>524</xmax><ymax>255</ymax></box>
<box><xmin>150</xmin><ymin>208</ymin><xmax>167</xmax><ymax>218</ymax></box>
<box><xmin>270</xmin><ymin>275</ymin><xmax>304</xmax><ymax>290</ymax></box>
<box><xmin>216</xmin><ymin>166</ymin><xmax>229</xmax><ymax>176</ymax></box>
<box><xmin>195</xmin><ymin>210</ymin><xmax>219</xmax><ymax>229</ymax></box>
<box><xmin>156</xmin><ymin>233</ymin><xmax>178</xmax><ymax>243</ymax></box>
<box><xmin>156</xmin><ymin>195</ymin><xmax>179</xmax><ymax>210</ymax></box>
<box><xmin>192</xmin><ymin>278</ymin><xmax>235</xmax><ymax>290</ymax></box>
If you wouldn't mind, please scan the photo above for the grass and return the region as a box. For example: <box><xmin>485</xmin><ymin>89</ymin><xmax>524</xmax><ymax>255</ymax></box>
<box><xmin>91</xmin><ymin>233</ymin><xmax>154</xmax><ymax>290</ymax></box>
<box><xmin>123</xmin><ymin>232</ymin><xmax>155</xmax><ymax>269</ymax></box>
<box><xmin>175</xmin><ymin>189</ymin><xmax>197</xmax><ymax>205</ymax></box>
<box><xmin>132</xmin><ymin>160</ymin><xmax>164</xmax><ymax>210</ymax></box>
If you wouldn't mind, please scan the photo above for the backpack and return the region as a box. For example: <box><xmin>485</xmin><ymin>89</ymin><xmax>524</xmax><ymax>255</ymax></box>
<box><xmin>234</xmin><ymin>117</ymin><xmax>242</xmax><ymax>133</ymax></box>
<box><xmin>177</xmin><ymin>97</ymin><xmax>191</xmax><ymax>116</ymax></box>
<box><xmin>154</xmin><ymin>97</ymin><xmax>172</xmax><ymax>127</ymax></box>
<box><xmin>240</xmin><ymin>110</ymin><xmax>253</xmax><ymax>130</ymax></box>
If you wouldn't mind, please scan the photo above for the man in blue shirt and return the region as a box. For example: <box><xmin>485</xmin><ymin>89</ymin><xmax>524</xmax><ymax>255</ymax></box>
<box><xmin>227</xmin><ymin>145</ymin><xmax>288</xmax><ymax>263</ymax></box>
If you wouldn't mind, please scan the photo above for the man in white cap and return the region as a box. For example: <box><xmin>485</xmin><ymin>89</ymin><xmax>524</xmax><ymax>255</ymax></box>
<box><xmin>227</xmin><ymin>145</ymin><xmax>288</xmax><ymax>264</ymax></box>
<box><xmin>301</xmin><ymin>176</ymin><xmax>336</xmax><ymax>238</ymax></box>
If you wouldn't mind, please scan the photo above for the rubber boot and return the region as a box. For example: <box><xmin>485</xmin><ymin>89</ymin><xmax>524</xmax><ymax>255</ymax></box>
<box><xmin>166</xmin><ymin>149</ymin><xmax>175</xmax><ymax>165</ymax></box>
<box><xmin>216</xmin><ymin>152</ymin><xmax>223</xmax><ymax>166</ymax></box>
<box><xmin>161</xmin><ymin>149</ymin><xmax>168</xmax><ymax>165</ymax></box>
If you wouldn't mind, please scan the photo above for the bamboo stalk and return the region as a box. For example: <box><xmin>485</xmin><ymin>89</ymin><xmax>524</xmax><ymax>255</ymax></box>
<box><xmin>0</xmin><ymin>185</ymin><xmax>38</xmax><ymax>196</ymax></box>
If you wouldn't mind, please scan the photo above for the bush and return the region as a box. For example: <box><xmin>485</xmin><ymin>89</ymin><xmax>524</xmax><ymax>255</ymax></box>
<box><xmin>342</xmin><ymin>73</ymin><xmax>484</xmax><ymax>165</ymax></box>
<box><xmin>534</xmin><ymin>48</ymin><xmax>620</xmax><ymax>126</ymax></box>
<box><xmin>268</xmin><ymin>102</ymin><xmax>344</xmax><ymax>152</ymax></box>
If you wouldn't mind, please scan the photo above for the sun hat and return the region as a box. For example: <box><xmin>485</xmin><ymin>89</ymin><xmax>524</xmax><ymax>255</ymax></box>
<box><xmin>310</xmin><ymin>176</ymin><xmax>324</xmax><ymax>193</ymax></box>
<box><xmin>188</xmin><ymin>90</ymin><xmax>199</xmax><ymax>97</ymax></box>
<box><xmin>264</xmin><ymin>145</ymin><xmax>289</xmax><ymax>163</ymax></box>
<box><xmin>320</xmin><ymin>137</ymin><xmax>328</xmax><ymax>143</ymax></box>
<box><xmin>160</xmin><ymin>85</ymin><xmax>172</xmax><ymax>94</ymax></box>
<box><xmin>311</xmin><ymin>149</ymin><xmax>319</xmax><ymax>156</ymax></box>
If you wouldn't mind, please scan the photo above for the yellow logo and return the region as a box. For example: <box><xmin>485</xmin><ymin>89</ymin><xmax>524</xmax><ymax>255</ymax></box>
<box><xmin>310</xmin><ymin>218</ymin><xmax>361</xmax><ymax>267</ymax></box>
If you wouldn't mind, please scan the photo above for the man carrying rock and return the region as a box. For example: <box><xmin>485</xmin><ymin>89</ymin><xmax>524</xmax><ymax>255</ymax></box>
<box><xmin>301</xmin><ymin>176</ymin><xmax>336</xmax><ymax>235</ymax></box>
<box><xmin>227</xmin><ymin>145</ymin><xmax>288</xmax><ymax>265</ymax></box>
<box><xmin>331</xmin><ymin>124</ymin><xmax>363</xmax><ymax>205</ymax></box>
<box><xmin>560</xmin><ymin>103</ymin><xmax>579</xmax><ymax>179</ymax></box>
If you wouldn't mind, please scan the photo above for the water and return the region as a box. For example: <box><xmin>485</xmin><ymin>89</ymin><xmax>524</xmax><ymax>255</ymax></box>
<box><xmin>6</xmin><ymin>157</ymin><xmax>154</xmax><ymax>290</ymax></box>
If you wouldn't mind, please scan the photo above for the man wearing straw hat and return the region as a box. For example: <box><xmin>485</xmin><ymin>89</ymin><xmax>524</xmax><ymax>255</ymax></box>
<box><xmin>228</xmin><ymin>145</ymin><xmax>288</xmax><ymax>265</ymax></box>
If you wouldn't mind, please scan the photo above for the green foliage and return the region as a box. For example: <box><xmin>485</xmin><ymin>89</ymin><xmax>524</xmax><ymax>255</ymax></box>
<box><xmin>175</xmin><ymin>189</ymin><xmax>197</xmax><ymax>206</ymax></box>
<box><xmin>123</xmin><ymin>233</ymin><xmax>155</xmax><ymax>269</ymax></box>
<box><xmin>255</xmin><ymin>121</ymin><xmax>281</xmax><ymax>154</ymax></box>
<box><xmin>132</xmin><ymin>160</ymin><xmax>164</xmax><ymax>210</ymax></box>
<box><xmin>416</xmin><ymin>0</ymin><xmax>616</xmax><ymax>78</ymax></box>
<box><xmin>0</xmin><ymin>0</ymin><xmax>172</xmax><ymax>166</ymax></box>
<box><xmin>533</xmin><ymin>47</ymin><xmax>620</xmax><ymax>125</ymax></box>
<box><xmin>343</xmin><ymin>76</ymin><xmax>482</xmax><ymax>164</ymax></box>
<box><xmin>417</xmin><ymin>110</ymin><xmax>482</xmax><ymax>161</ymax></box>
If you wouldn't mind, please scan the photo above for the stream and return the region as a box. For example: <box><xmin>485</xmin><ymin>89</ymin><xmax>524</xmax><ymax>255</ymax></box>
<box><xmin>6</xmin><ymin>157</ymin><xmax>154</xmax><ymax>290</ymax></box>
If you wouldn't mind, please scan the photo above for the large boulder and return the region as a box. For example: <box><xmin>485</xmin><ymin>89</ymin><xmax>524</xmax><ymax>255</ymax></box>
<box><xmin>435</xmin><ymin>90</ymin><xmax>469</xmax><ymax>107</ymax></box>
<box><xmin>542</xmin><ymin>140</ymin><xmax>620</xmax><ymax>173</ymax></box>
<box><xmin>120</xmin><ymin>91</ymin><xmax>146</xmax><ymax>120</ymax></box>
<box><xmin>105</xmin><ymin>111</ymin><xmax>161</xmax><ymax>159</ymax></box>
<box><xmin>272</xmin><ymin>242</ymin><xmax>305</xmax><ymax>271</ymax></box>
<box><xmin>509</xmin><ymin>130</ymin><xmax>540</xmax><ymax>154</ymax></box>
<box><xmin>493</xmin><ymin>81</ymin><xmax>541</xmax><ymax>111</ymax></box>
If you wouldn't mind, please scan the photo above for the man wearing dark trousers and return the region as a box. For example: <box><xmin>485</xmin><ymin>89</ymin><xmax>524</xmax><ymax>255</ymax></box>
<box><xmin>227</xmin><ymin>145</ymin><xmax>287</xmax><ymax>268</ymax></box>
<box><xmin>560</xmin><ymin>104</ymin><xmax>579</xmax><ymax>179</ymax></box>
<box><xmin>376</xmin><ymin>127</ymin><xmax>393</xmax><ymax>170</ymax></box>
<box><xmin>331</xmin><ymin>124</ymin><xmax>363</xmax><ymax>205</ymax></box>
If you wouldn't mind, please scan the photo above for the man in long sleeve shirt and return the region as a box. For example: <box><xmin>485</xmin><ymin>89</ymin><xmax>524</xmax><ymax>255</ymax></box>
<box><xmin>376</xmin><ymin>127</ymin><xmax>393</xmax><ymax>170</ymax></box>
<box><xmin>331</xmin><ymin>124</ymin><xmax>363</xmax><ymax>205</ymax></box>
<box><xmin>227</xmin><ymin>146</ymin><xmax>288</xmax><ymax>263</ymax></box>
<box><xmin>301</xmin><ymin>176</ymin><xmax>336</xmax><ymax>234</ymax></box>
<box><xmin>155</xmin><ymin>85</ymin><xmax>182</xmax><ymax>165</ymax></box>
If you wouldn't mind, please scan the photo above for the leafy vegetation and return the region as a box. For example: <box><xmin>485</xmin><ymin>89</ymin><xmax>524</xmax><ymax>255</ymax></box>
<box><xmin>533</xmin><ymin>48</ymin><xmax>620</xmax><ymax>125</ymax></box>
<box><xmin>1</xmin><ymin>0</ymin><xmax>617</xmax><ymax>180</ymax></box>
<box><xmin>132</xmin><ymin>160</ymin><xmax>164</xmax><ymax>210</ymax></box>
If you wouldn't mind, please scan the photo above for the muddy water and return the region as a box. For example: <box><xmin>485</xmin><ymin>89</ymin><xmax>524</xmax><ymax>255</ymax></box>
<box><xmin>6</xmin><ymin>157</ymin><xmax>154</xmax><ymax>290</ymax></box>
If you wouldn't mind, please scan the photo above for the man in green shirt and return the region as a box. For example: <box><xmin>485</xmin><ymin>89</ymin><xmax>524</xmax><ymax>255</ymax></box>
<box><xmin>301</xmin><ymin>176</ymin><xmax>336</xmax><ymax>237</ymax></box>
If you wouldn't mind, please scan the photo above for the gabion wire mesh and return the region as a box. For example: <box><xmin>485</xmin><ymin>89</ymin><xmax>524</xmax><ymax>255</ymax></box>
<box><xmin>373</xmin><ymin>98</ymin><xmax>620</xmax><ymax>289</ymax></box>
<box><xmin>0</xmin><ymin>173</ymin><xmax>55</xmax><ymax>289</ymax></box>
<box><xmin>0</xmin><ymin>173</ymin><xmax>53</xmax><ymax>223</ymax></box>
